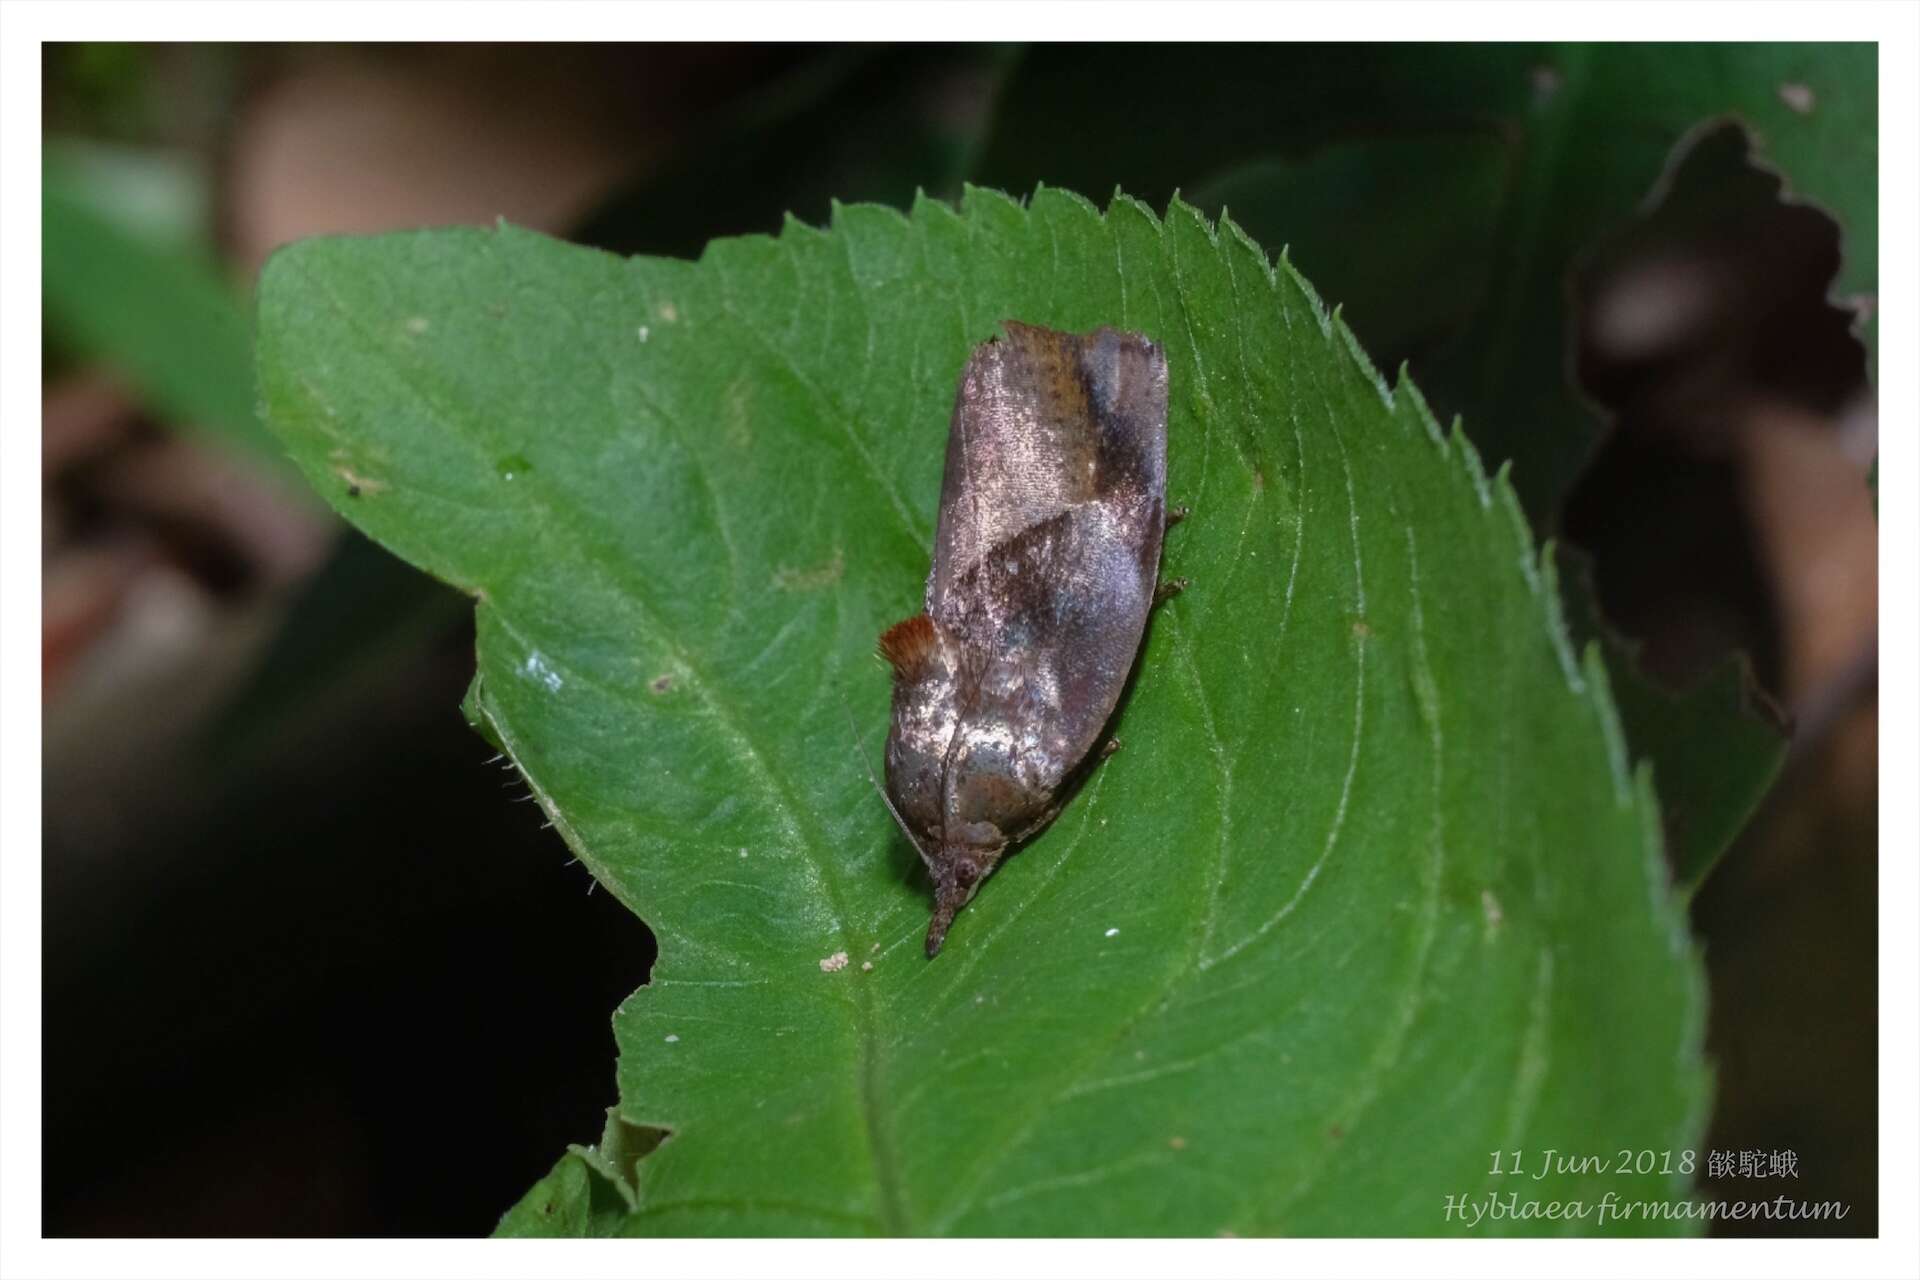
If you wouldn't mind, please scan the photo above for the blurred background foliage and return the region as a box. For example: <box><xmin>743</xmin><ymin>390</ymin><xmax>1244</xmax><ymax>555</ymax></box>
<box><xmin>41</xmin><ymin>43</ymin><xmax>1875</xmax><ymax>1235</ymax></box>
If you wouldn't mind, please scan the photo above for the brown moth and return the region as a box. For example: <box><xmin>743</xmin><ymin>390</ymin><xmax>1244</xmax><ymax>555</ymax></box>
<box><xmin>877</xmin><ymin>320</ymin><xmax>1179</xmax><ymax>956</ymax></box>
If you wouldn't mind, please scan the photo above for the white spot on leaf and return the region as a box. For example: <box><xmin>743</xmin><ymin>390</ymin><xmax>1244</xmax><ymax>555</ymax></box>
<box><xmin>522</xmin><ymin>651</ymin><xmax>563</xmax><ymax>693</ymax></box>
<box><xmin>819</xmin><ymin>950</ymin><xmax>849</xmax><ymax>973</ymax></box>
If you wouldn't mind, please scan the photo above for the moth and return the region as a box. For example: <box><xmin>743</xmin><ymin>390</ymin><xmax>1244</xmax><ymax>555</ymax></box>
<box><xmin>877</xmin><ymin>320</ymin><xmax>1181</xmax><ymax>956</ymax></box>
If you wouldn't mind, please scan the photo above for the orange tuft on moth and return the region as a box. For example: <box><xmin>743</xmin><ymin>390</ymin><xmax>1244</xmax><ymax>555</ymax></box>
<box><xmin>876</xmin><ymin>613</ymin><xmax>941</xmax><ymax>682</ymax></box>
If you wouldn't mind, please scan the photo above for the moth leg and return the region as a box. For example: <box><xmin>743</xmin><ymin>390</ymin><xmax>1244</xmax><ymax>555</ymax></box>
<box><xmin>1099</xmin><ymin>737</ymin><xmax>1122</xmax><ymax>760</ymax></box>
<box><xmin>1155</xmin><ymin>505</ymin><xmax>1190</xmax><ymax>607</ymax></box>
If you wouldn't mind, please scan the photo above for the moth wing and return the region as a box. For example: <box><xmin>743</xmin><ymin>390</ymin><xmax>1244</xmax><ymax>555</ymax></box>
<box><xmin>929</xmin><ymin>322</ymin><xmax>1167</xmax><ymax>618</ymax></box>
<box><xmin>939</xmin><ymin>498</ymin><xmax>1164</xmax><ymax>842</ymax></box>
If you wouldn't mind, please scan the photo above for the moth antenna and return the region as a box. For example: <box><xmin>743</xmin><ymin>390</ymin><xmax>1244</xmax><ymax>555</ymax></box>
<box><xmin>837</xmin><ymin>684</ymin><xmax>933</xmax><ymax>865</ymax></box>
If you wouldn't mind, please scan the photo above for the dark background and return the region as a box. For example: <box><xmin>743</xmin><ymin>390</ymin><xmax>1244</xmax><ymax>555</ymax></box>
<box><xmin>41</xmin><ymin>44</ymin><xmax>1876</xmax><ymax>1235</ymax></box>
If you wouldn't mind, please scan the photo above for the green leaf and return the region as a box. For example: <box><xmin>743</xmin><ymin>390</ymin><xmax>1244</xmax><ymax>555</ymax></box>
<box><xmin>491</xmin><ymin>1154</ymin><xmax>626</xmax><ymax>1238</ymax></box>
<box><xmin>1557</xmin><ymin>549</ymin><xmax>1788</xmax><ymax>894</ymax></box>
<box><xmin>1420</xmin><ymin>42</ymin><xmax>1878</xmax><ymax>515</ymax></box>
<box><xmin>257</xmin><ymin>188</ymin><xmax>1706</xmax><ymax>1236</ymax></box>
<box><xmin>1609</xmin><ymin>657</ymin><xmax>1787</xmax><ymax>895</ymax></box>
<box><xmin>1185</xmin><ymin>132</ymin><xmax>1511</xmax><ymax>366</ymax></box>
<box><xmin>496</xmin><ymin>1109</ymin><xmax>667</xmax><ymax>1237</ymax></box>
<box><xmin>972</xmin><ymin>43</ymin><xmax>1877</xmax><ymax>518</ymax></box>
<box><xmin>969</xmin><ymin>42</ymin><xmax>1866</xmax><ymax>902</ymax></box>
<box><xmin>42</xmin><ymin>144</ymin><xmax>282</xmax><ymax>464</ymax></box>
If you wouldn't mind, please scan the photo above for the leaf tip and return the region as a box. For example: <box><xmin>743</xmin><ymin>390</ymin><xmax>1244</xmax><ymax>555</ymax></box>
<box><xmin>1106</xmin><ymin>188</ymin><xmax>1161</xmax><ymax>233</ymax></box>
<box><xmin>1162</xmin><ymin>188</ymin><xmax>1223</xmax><ymax>246</ymax></box>
<box><xmin>1034</xmin><ymin>185</ymin><xmax>1102</xmax><ymax>221</ymax></box>
<box><xmin>1330</xmin><ymin>306</ymin><xmax>1394</xmax><ymax>409</ymax></box>
<box><xmin>1530</xmin><ymin>539</ymin><xmax>1591</xmax><ymax>701</ymax></box>
<box><xmin>784</xmin><ymin>208</ymin><xmax>830</xmax><ymax>241</ymax></box>
<box><xmin>1448</xmin><ymin>417</ymin><xmax>1495</xmax><ymax>508</ymax></box>
<box><xmin>1577</xmin><ymin>636</ymin><xmax>1633</xmax><ymax>806</ymax></box>
<box><xmin>1217</xmin><ymin>210</ymin><xmax>1276</xmax><ymax>283</ymax></box>
<box><xmin>1391</xmin><ymin>365</ymin><xmax>1448</xmax><ymax>450</ymax></box>
<box><xmin>960</xmin><ymin>183</ymin><xmax>1026</xmax><ymax>222</ymax></box>
<box><xmin>1275</xmin><ymin>251</ymin><xmax>1333</xmax><ymax>335</ymax></box>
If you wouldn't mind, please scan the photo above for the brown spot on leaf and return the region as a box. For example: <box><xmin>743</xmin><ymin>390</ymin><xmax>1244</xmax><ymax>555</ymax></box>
<box><xmin>332</xmin><ymin>466</ymin><xmax>386</xmax><ymax>496</ymax></box>
<box><xmin>772</xmin><ymin>548</ymin><xmax>844</xmax><ymax>591</ymax></box>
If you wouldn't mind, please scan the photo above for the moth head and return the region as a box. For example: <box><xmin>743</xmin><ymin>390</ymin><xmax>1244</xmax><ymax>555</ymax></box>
<box><xmin>923</xmin><ymin>834</ymin><xmax>1005</xmax><ymax>957</ymax></box>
